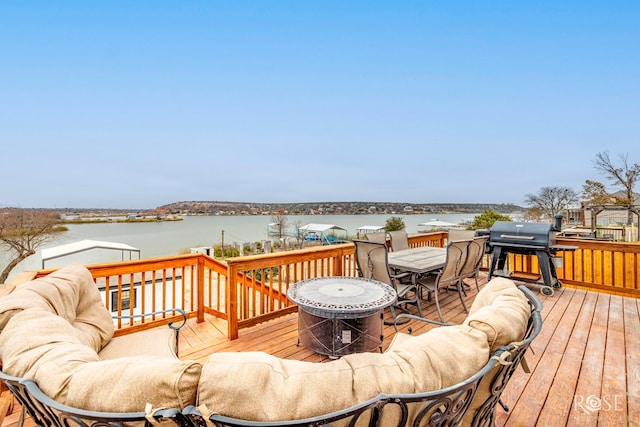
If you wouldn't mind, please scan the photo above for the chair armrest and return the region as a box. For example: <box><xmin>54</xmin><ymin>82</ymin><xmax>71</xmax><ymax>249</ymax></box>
<box><xmin>517</xmin><ymin>285</ymin><xmax>544</xmax><ymax>312</ymax></box>
<box><xmin>112</xmin><ymin>308</ymin><xmax>187</xmax><ymax>332</ymax></box>
<box><xmin>390</xmin><ymin>270</ymin><xmax>412</xmax><ymax>281</ymax></box>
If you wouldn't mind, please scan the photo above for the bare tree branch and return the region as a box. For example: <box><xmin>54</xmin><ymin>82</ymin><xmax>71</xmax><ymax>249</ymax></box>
<box><xmin>593</xmin><ymin>151</ymin><xmax>640</xmax><ymax>223</ymax></box>
<box><xmin>525</xmin><ymin>186</ymin><xmax>579</xmax><ymax>219</ymax></box>
<box><xmin>269</xmin><ymin>209</ymin><xmax>288</xmax><ymax>239</ymax></box>
<box><xmin>0</xmin><ymin>209</ymin><xmax>63</xmax><ymax>283</ymax></box>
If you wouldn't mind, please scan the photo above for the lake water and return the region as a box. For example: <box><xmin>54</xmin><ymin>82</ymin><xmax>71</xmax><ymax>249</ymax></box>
<box><xmin>4</xmin><ymin>212</ymin><xmax>520</xmax><ymax>280</ymax></box>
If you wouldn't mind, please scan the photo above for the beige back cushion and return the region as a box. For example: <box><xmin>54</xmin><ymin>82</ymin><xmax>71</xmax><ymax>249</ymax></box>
<box><xmin>0</xmin><ymin>283</ymin><xmax>17</xmax><ymax>298</ymax></box>
<box><xmin>461</xmin><ymin>278</ymin><xmax>534</xmax><ymax>425</ymax></box>
<box><xmin>197</xmin><ymin>325</ymin><xmax>490</xmax><ymax>422</ymax></box>
<box><xmin>0</xmin><ymin>308</ymin><xmax>99</xmax><ymax>381</ymax></box>
<box><xmin>0</xmin><ymin>308</ymin><xmax>200</xmax><ymax>411</ymax></box>
<box><xmin>463</xmin><ymin>277</ymin><xmax>531</xmax><ymax>352</ymax></box>
<box><xmin>0</xmin><ymin>264</ymin><xmax>114</xmax><ymax>351</ymax></box>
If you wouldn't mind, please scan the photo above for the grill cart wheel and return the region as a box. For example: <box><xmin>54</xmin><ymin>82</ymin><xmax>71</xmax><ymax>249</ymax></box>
<box><xmin>541</xmin><ymin>287</ymin><xmax>554</xmax><ymax>296</ymax></box>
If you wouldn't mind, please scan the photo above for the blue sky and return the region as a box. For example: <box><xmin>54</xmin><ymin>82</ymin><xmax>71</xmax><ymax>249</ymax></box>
<box><xmin>1</xmin><ymin>1</ymin><xmax>638</xmax><ymax>209</ymax></box>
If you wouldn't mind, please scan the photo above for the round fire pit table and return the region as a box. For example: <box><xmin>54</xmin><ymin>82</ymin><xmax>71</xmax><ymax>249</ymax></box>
<box><xmin>287</xmin><ymin>276</ymin><xmax>397</xmax><ymax>358</ymax></box>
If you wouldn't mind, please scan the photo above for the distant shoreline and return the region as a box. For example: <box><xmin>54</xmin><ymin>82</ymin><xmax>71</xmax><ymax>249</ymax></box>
<box><xmin>61</xmin><ymin>216</ymin><xmax>183</xmax><ymax>224</ymax></box>
<box><xmin>13</xmin><ymin>202</ymin><xmax>522</xmax><ymax>218</ymax></box>
<box><xmin>153</xmin><ymin>201</ymin><xmax>522</xmax><ymax>217</ymax></box>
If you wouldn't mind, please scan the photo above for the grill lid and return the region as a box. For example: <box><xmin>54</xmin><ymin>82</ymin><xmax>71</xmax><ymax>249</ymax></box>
<box><xmin>489</xmin><ymin>221</ymin><xmax>555</xmax><ymax>248</ymax></box>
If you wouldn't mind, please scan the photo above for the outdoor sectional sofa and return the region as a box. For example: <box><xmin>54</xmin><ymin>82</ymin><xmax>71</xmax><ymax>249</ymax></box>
<box><xmin>0</xmin><ymin>263</ymin><xmax>542</xmax><ymax>427</ymax></box>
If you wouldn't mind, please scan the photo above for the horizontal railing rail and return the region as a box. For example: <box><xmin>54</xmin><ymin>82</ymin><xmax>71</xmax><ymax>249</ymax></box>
<box><xmin>26</xmin><ymin>231</ymin><xmax>638</xmax><ymax>340</ymax></box>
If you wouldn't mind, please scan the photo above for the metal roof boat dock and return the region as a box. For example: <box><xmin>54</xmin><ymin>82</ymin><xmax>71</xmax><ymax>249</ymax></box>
<box><xmin>40</xmin><ymin>240</ymin><xmax>140</xmax><ymax>268</ymax></box>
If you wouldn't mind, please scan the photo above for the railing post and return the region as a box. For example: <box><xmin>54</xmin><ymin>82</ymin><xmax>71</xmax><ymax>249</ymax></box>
<box><xmin>197</xmin><ymin>255</ymin><xmax>205</xmax><ymax>323</ymax></box>
<box><xmin>227</xmin><ymin>262</ymin><xmax>239</xmax><ymax>340</ymax></box>
<box><xmin>334</xmin><ymin>250</ymin><xmax>344</xmax><ymax>276</ymax></box>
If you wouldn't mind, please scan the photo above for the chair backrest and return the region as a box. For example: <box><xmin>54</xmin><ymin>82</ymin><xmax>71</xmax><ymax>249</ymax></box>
<box><xmin>472</xmin><ymin>236</ymin><xmax>489</xmax><ymax>270</ymax></box>
<box><xmin>459</xmin><ymin>238</ymin><xmax>484</xmax><ymax>279</ymax></box>
<box><xmin>353</xmin><ymin>239</ymin><xmax>393</xmax><ymax>286</ymax></box>
<box><xmin>447</xmin><ymin>229</ymin><xmax>476</xmax><ymax>243</ymax></box>
<box><xmin>438</xmin><ymin>240</ymin><xmax>469</xmax><ymax>287</ymax></box>
<box><xmin>365</xmin><ymin>232</ymin><xmax>387</xmax><ymax>244</ymax></box>
<box><xmin>386</xmin><ymin>230</ymin><xmax>409</xmax><ymax>251</ymax></box>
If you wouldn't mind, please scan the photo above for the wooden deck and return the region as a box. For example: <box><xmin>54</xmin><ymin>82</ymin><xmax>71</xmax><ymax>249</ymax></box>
<box><xmin>2</xmin><ymin>275</ymin><xmax>639</xmax><ymax>427</ymax></box>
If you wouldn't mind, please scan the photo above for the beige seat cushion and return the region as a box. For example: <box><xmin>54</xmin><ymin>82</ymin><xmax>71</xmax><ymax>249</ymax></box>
<box><xmin>99</xmin><ymin>327</ymin><xmax>178</xmax><ymax>360</ymax></box>
<box><xmin>198</xmin><ymin>325</ymin><xmax>490</xmax><ymax>421</ymax></box>
<box><xmin>64</xmin><ymin>356</ymin><xmax>201</xmax><ymax>412</ymax></box>
<box><xmin>463</xmin><ymin>277</ymin><xmax>531</xmax><ymax>351</ymax></box>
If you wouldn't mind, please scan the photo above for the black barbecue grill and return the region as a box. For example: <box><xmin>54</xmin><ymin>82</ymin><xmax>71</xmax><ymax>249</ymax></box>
<box><xmin>487</xmin><ymin>217</ymin><xmax>577</xmax><ymax>296</ymax></box>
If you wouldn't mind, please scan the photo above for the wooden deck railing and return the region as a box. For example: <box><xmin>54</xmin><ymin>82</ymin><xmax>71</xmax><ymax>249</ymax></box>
<box><xmin>33</xmin><ymin>254</ymin><xmax>228</xmax><ymax>335</ymax></box>
<box><xmin>29</xmin><ymin>231</ymin><xmax>638</xmax><ymax>340</ymax></box>
<box><xmin>503</xmin><ymin>237</ymin><xmax>640</xmax><ymax>297</ymax></box>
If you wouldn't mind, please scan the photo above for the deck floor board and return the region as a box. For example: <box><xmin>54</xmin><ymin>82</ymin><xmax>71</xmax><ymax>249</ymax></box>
<box><xmin>599</xmin><ymin>295</ymin><xmax>628</xmax><ymax>426</ymax></box>
<box><xmin>535</xmin><ymin>289</ymin><xmax>594</xmax><ymax>426</ymax></box>
<box><xmin>567</xmin><ymin>292</ymin><xmax>610</xmax><ymax>427</ymax></box>
<box><xmin>624</xmin><ymin>297</ymin><xmax>640</xmax><ymax>427</ymax></box>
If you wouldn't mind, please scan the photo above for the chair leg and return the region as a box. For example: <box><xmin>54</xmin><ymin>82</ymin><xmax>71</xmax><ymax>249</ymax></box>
<box><xmin>384</xmin><ymin>305</ymin><xmax>396</xmax><ymax>325</ymax></box>
<box><xmin>387</xmin><ymin>304</ymin><xmax>413</xmax><ymax>326</ymax></box>
<box><xmin>457</xmin><ymin>280</ymin><xmax>468</xmax><ymax>313</ymax></box>
<box><xmin>434</xmin><ymin>290</ymin><xmax>444</xmax><ymax>322</ymax></box>
<box><xmin>414</xmin><ymin>293</ymin><xmax>423</xmax><ymax>317</ymax></box>
<box><xmin>460</xmin><ymin>280</ymin><xmax>468</xmax><ymax>296</ymax></box>
<box><xmin>399</xmin><ymin>293</ymin><xmax>423</xmax><ymax>318</ymax></box>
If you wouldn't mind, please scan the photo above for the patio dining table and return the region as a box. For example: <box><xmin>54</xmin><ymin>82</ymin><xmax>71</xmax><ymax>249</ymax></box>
<box><xmin>387</xmin><ymin>246</ymin><xmax>447</xmax><ymax>275</ymax></box>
